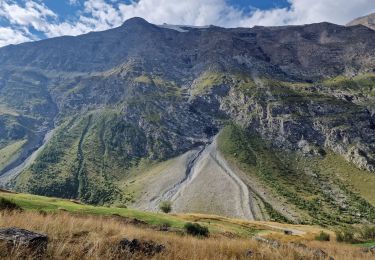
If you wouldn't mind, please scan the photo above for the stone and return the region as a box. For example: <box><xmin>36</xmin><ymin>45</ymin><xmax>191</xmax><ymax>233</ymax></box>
<box><xmin>362</xmin><ymin>245</ymin><xmax>375</xmax><ymax>254</ymax></box>
<box><xmin>283</xmin><ymin>230</ymin><xmax>293</xmax><ymax>235</ymax></box>
<box><xmin>290</xmin><ymin>242</ymin><xmax>332</xmax><ymax>259</ymax></box>
<box><xmin>118</xmin><ymin>238</ymin><xmax>165</xmax><ymax>256</ymax></box>
<box><xmin>254</xmin><ymin>236</ymin><xmax>280</xmax><ymax>248</ymax></box>
<box><xmin>0</xmin><ymin>227</ymin><xmax>48</xmax><ymax>255</ymax></box>
<box><xmin>246</xmin><ymin>249</ymin><xmax>253</xmax><ymax>256</ymax></box>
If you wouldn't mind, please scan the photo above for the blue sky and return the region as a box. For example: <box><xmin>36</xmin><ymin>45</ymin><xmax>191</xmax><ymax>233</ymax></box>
<box><xmin>0</xmin><ymin>0</ymin><xmax>373</xmax><ymax>47</ymax></box>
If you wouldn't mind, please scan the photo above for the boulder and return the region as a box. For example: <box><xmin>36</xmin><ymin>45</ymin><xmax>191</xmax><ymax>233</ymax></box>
<box><xmin>0</xmin><ymin>227</ymin><xmax>48</xmax><ymax>254</ymax></box>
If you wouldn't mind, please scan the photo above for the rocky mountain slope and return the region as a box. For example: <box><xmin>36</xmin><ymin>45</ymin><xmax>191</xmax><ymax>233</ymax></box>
<box><xmin>347</xmin><ymin>13</ymin><xmax>375</xmax><ymax>30</ymax></box>
<box><xmin>0</xmin><ymin>17</ymin><xmax>374</xmax><ymax>225</ymax></box>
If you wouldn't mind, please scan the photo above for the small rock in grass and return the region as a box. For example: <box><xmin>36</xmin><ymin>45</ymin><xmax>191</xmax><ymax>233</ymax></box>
<box><xmin>283</xmin><ymin>230</ymin><xmax>293</xmax><ymax>235</ymax></box>
<box><xmin>362</xmin><ymin>246</ymin><xmax>375</xmax><ymax>254</ymax></box>
<box><xmin>118</xmin><ymin>238</ymin><xmax>165</xmax><ymax>256</ymax></box>
<box><xmin>254</xmin><ymin>236</ymin><xmax>280</xmax><ymax>248</ymax></box>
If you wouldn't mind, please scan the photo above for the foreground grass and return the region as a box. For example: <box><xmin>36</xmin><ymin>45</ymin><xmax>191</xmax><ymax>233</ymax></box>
<box><xmin>0</xmin><ymin>190</ymin><xmax>281</xmax><ymax>236</ymax></box>
<box><xmin>0</xmin><ymin>190</ymin><xmax>186</xmax><ymax>228</ymax></box>
<box><xmin>0</xmin><ymin>210</ymin><xmax>373</xmax><ymax>260</ymax></box>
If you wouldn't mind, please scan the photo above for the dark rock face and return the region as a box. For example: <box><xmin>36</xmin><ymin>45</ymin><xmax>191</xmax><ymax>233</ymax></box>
<box><xmin>0</xmin><ymin>18</ymin><xmax>374</xmax><ymax>202</ymax></box>
<box><xmin>0</xmin><ymin>227</ymin><xmax>48</xmax><ymax>255</ymax></box>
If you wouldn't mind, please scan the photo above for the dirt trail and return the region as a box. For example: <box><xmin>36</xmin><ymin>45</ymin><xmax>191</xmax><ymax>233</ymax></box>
<box><xmin>264</xmin><ymin>224</ymin><xmax>306</xmax><ymax>235</ymax></box>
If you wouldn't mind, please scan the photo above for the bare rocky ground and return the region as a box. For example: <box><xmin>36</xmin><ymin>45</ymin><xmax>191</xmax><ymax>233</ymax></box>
<box><xmin>132</xmin><ymin>134</ymin><xmax>278</xmax><ymax>220</ymax></box>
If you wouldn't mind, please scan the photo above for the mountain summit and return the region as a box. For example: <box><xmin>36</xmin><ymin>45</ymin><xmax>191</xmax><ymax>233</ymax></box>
<box><xmin>0</xmin><ymin>18</ymin><xmax>374</xmax><ymax>224</ymax></box>
<box><xmin>347</xmin><ymin>12</ymin><xmax>375</xmax><ymax>30</ymax></box>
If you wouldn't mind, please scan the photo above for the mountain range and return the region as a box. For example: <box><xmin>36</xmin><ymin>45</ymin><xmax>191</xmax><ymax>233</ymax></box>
<box><xmin>0</xmin><ymin>17</ymin><xmax>374</xmax><ymax>226</ymax></box>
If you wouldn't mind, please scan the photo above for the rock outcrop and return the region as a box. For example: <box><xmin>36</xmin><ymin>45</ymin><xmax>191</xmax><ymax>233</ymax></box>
<box><xmin>0</xmin><ymin>227</ymin><xmax>48</xmax><ymax>255</ymax></box>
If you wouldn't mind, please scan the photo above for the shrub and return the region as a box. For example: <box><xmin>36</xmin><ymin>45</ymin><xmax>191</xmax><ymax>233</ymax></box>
<box><xmin>38</xmin><ymin>210</ymin><xmax>48</xmax><ymax>216</ymax></box>
<box><xmin>0</xmin><ymin>197</ymin><xmax>21</xmax><ymax>211</ymax></box>
<box><xmin>159</xmin><ymin>201</ymin><xmax>172</xmax><ymax>213</ymax></box>
<box><xmin>360</xmin><ymin>225</ymin><xmax>375</xmax><ymax>240</ymax></box>
<box><xmin>159</xmin><ymin>222</ymin><xmax>171</xmax><ymax>231</ymax></box>
<box><xmin>315</xmin><ymin>231</ymin><xmax>330</xmax><ymax>241</ymax></box>
<box><xmin>336</xmin><ymin>226</ymin><xmax>375</xmax><ymax>243</ymax></box>
<box><xmin>335</xmin><ymin>229</ymin><xmax>355</xmax><ymax>243</ymax></box>
<box><xmin>184</xmin><ymin>222</ymin><xmax>209</xmax><ymax>237</ymax></box>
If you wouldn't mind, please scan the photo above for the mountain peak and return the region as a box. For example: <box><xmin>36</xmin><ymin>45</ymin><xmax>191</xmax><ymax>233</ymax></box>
<box><xmin>347</xmin><ymin>12</ymin><xmax>375</xmax><ymax>30</ymax></box>
<box><xmin>121</xmin><ymin>17</ymin><xmax>151</xmax><ymax>27</ymax></box>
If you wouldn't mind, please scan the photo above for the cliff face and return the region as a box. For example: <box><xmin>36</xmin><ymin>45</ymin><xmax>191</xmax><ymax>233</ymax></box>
<box><xmin>0</xmin><ymin>18</ymin><xmax>374</xmax><ymax>207</ymax></box>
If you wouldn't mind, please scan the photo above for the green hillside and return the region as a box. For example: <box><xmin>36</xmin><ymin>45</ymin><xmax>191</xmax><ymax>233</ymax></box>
<box><xmin>218</xmin><ymin>124</ymin><xmax>375</xmax><ymax>226</ymax></box>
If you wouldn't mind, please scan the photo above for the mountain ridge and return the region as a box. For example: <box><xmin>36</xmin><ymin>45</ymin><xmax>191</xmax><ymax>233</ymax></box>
<box><xmin>0</xmin><ymin>18</ymin><xmax>374</xmax><ymax>224</ymax></box>
<box><xmin>347</xmin><ymin>12</ymin><xmax>375</xmax><ymax>30</ymax></box>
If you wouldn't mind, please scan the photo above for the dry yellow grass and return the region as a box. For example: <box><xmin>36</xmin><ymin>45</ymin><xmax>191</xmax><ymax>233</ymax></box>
<box><xmin>0</xmin><ymin>210</ymin><xmax>373</xmax><ymax>260</ymax></box>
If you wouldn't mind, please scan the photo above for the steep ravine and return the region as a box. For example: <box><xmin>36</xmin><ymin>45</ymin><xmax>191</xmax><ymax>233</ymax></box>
<box><xmin>0</xmin><ymin>129</ymin><xmax>56</xmax><ymax>188</ymax></box>
<box><xmin>76</xmin><ymin>115</ymin><xmax>92</xmax><ymax>199</ymax></box>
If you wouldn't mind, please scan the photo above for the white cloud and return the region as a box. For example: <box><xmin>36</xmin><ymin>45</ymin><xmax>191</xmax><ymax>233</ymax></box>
<box><xmin>117</xmin><ymin>0</ymin><xmax>245</xmax><ymax>27</ymax></box>
<box><xmin>44</xmin><ymin>0</ymin><xmax>123</xmax><ymax>37</ymax></box>
<box><xmin>0</xmin><ymin>0</ymin><xmax>57</xmax><ymax>32</ymax></box>
<box><xmin>0</xmin><ymin>27</ymin><xmax>33</xmax><ymax>46</ymax></box>
<box><xmin>239</xmin><ymin>0</ymin><xmax>375</xmax><ymax>27</ymax></box>
<box><xmin>0</xmin><ymin>0</ymin><xmax>374</xmax><ymax>47</ymax></box>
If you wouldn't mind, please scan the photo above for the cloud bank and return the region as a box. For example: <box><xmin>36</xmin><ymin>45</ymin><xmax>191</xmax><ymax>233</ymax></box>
<box><xmin>0</xmin><ymin>0</ymin><xmax>374</xmax><ymax>47</ymax></box>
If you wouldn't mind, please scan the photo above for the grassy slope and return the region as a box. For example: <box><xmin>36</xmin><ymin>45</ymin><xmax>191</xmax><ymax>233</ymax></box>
<box><xmin>321</xmin><ymin>73</ymin><xmax>375</xmax><ymax>97</ymax></box>
<box><xmin>217</xmin><ymin>124</ymin><xmax>375</xmax><ymax>226</ymax></box>
<box><xmin>0</xmin><ymin>189</ymin><xmax>321</xmax><ymax>237</ymax></box>
<box><xmin>1</xmin><ymin>190</ymin><xmax>374</xmax><ymax>259</ymax></box>
<box><xmin>15</xmin><ymin>109</ymin><xmax>150</xmax><ymax>205</ymax></box>
<box><xmin>322</xmin><ymin>154</ymin><xmax>375</xmax><ymax>205</ymax></box>
<box><xmin>2</xmin><ymin>211</ymin><xmax>372</xmax><ymax>260</ymax></box>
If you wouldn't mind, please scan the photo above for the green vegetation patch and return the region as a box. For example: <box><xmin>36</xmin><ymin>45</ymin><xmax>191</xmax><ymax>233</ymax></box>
<box><xmin>218</xmin><ymin>124</ymin><xmax>375</xmax><ymax>226</ymax></box>
<box><xmin>321</xmin><ymin>73</ymin><xmax>375</xmax><ymax>96</ymax></box>
<box><xmin>192</xmin><ymin>72</ymin><xmax>225</xmax><ymax>95</ymax></box>
<box><xmin>0</xmin><ymin>191</ymin><xmax>266</xmax><ymax>237</ymax></box>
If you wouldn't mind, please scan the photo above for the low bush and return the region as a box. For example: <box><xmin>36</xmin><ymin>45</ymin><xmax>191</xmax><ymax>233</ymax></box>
<box><xmin>335</xmin><ymin>229</ymin><xmax>356</xmax><ymax>243</ymax></box>
<box><xmin>336</xmin><ymin>225</ymin><xmax>375</xmax><ymax>243</ymax></box>
<box><xmin>159</xmin><ymin>201</ymin><xmax>172</xmax><ymax>214</ymax></box>
<box><xmin>0</xmin><ymin>197</ymin><xmax>21</xmax><ymax>211</ymax></box>
<box><xmin>360</xmin><ymin>225</ymin><xmax>375</xmax><ymax>240</ymax></box>
<box><xmin>184</xmin><ymin>223</ymin><xmax>209</xmax><ymax>237</ymax></box>
<box><xmin>315</xmin><ymin>231</ymin><xmax>330</xmax><ymax>241</ymax></box>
